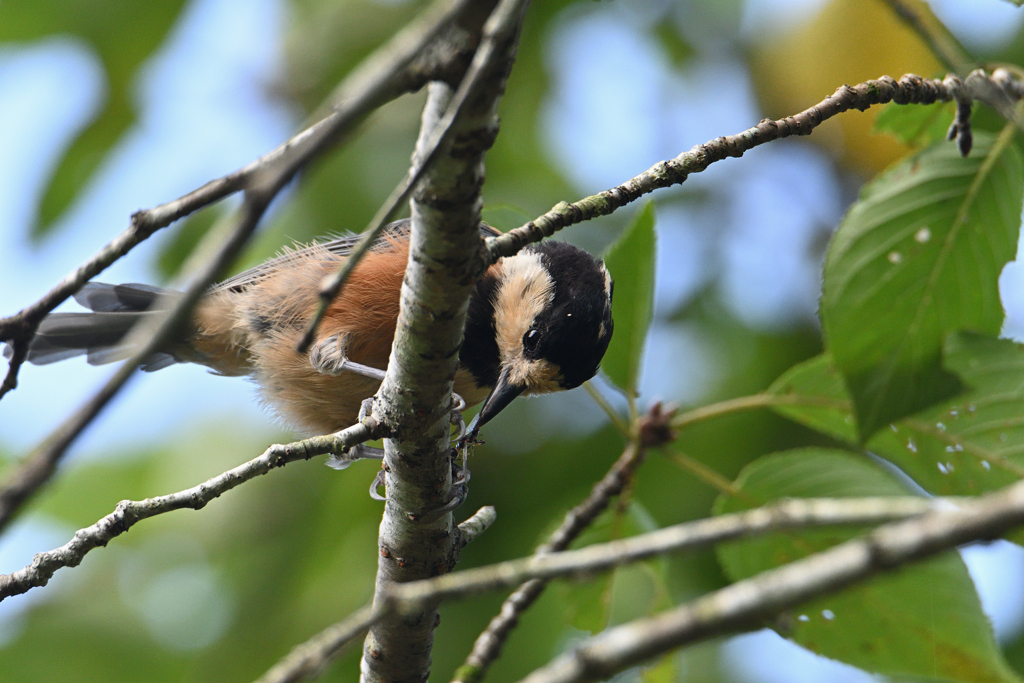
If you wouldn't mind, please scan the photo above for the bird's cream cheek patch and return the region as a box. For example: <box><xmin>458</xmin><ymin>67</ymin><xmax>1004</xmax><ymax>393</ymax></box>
<box><xmin>493</xmin><ymin>250</ymin><xmax>554</xmax><ymax>363</ymax></box>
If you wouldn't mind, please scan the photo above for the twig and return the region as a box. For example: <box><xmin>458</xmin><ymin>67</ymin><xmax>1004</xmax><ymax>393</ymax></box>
<box><xmin>514</xmin><ymin>486</ymin><xmax>1024</xmax><ymax>683</ymax></box>
<box><xmin>670</xmin><ymin>393</ymin><xmax>851</xmax><ymax>430</ymax></box>
<box><xmin>0</xmin><ymin>0</ymin><xmax>473</xmax><ymax>403</ymax></box>
<box><xmin>397</xmin><ymin>496</ymin><xmax>958</xmax><ymax>611</ymax></box>
<box><xmin>583</xmin><ymin>381</ymin><xmax>630</xmax><ymax>437</ymax></box>
<box><xmin>457</xmin><ymin>506</ymin><xmax>499</xmax><ymax>548</ymax></box>
<box><xmin>359</xmin><ymin>0</ymin><xmax>530</xmax><ymax>679</ymax></box>
<box><xmin>296</xmin><ymin>0</ymin><xmax>521</xmax><ymax>352</ymax></box>
<box><xmin>662</xmin><ymin>449</ymin><xmax>754</xmax><ymax>504</ymax></box>
<box><xmin>486</xmin><ymin>70</ymin><xmax>1024</xmax><ymax>261</ymax></box>
<box><xmin>0</xmin><ymin>418</ymin><xmax>379</xmax><ymax>602</ymax></box>
<box><xmin>255</xmin><ymin>605</ymin><xmax>380</xmax><ymax>683</ymax></box>
<box><xmin>451</xmin><ymin>439</ymin><xmax>646</xmax><ymax>683</ymax></box>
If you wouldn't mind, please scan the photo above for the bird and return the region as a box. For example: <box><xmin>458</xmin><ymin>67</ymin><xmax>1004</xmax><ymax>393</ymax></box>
<box><xmin>8</xmin><ymin>219</ymin><xmax>614</xmax><ymax>440</ymax></box>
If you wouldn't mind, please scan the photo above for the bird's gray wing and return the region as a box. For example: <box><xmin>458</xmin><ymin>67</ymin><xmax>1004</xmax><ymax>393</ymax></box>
<box><xmin>212</xmin><ymin>220</ymin><xmax>500</xmax><ymax>293</ymax></box>
<box><xmin>212</xmin><ymin>220</ymin><xmax>414</xmax><ymax>293</ymax></box>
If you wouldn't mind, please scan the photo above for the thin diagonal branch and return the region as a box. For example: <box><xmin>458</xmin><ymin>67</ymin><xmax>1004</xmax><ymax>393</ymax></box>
<box><xmin>486</xmin><ymin>70</ymin><xmax>1024</xmax><ymax>261</ymax></box>
<box><xmin>452</xmin><ymin>403</ymin><xmax>678</xmax><ymax>683</ymax></box>
<box><xmin>513</xmin><ymin>485</ymin><xmax>1024</xmax><ymax>683</ymax></box>
<box><xmin>255</xmin><ymin>605</ymin><xmax>380</xmax><ymax>683</ymax></box>
<box><xmin>393</xmin><ymin>497</ymin><xmax>959</xmax><ymax>610</ymax></box>
<box><xmin>0</xmin><ymin>418</ymin><xmax>378</xmax><ymax>602</ymax></box>
<box><xmin>0</xmin><ymin>0</ymin><xmax>474</xmax><ymax>403</ymax></box>
<box><xmin>0</xmin><ymin>0</ymin><xmax>483</xmax><ymax>530</ymax></box>
<box><xmin>252</xmin><ymin>507</ymin><xmax>496</xmax><ymax>683</ymax></box>
<box><xmin>451</xmin><ymin>439</ymin><xmax>646</xmax><ymax>683</ymax></box>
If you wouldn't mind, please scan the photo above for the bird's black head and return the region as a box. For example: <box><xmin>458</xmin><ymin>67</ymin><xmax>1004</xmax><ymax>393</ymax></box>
<box><xmin>467</xmin><ymin>240</ymin><xmax>614</xmax><ymax>433</ymax></box>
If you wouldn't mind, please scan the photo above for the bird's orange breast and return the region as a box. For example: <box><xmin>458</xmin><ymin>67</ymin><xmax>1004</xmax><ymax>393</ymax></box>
<box><xmin>188</xmin><ymin>236</ymin><xmax>491</xmax><ymax>434</ymax></box>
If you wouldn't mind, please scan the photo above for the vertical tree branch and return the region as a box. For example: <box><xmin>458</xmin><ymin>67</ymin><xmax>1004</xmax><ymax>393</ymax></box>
<box><xmin>360</xmin><ymin>2</ymin><xmax>528</xmax><ymax>681</ymax></box>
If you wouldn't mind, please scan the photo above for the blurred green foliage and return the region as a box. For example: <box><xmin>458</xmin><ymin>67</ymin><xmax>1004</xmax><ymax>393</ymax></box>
<box><xmin>6</xmin><ymin>1</ymin><xmax>1024</xmax><ymax>682</ymax></box>
<box><xmin>0</xmin><ymin>0</ymin><xmax>189</xmax><ymax>238</ymax></box>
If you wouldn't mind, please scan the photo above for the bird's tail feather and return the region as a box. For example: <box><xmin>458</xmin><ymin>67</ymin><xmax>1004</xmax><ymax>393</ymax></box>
<box><xmin>4</xmin><ymin>283</ymin><xmax>185</xmax><ymax>372</ymax></box>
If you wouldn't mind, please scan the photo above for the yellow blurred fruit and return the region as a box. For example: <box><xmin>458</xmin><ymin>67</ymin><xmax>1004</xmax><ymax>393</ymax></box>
<box><xmin>749</xmin><ymin>0</ymin><xmax>943</xmax><ymax>175</ymax></box>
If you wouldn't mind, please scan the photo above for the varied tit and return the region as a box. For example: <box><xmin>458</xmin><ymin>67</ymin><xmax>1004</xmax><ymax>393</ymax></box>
<box><xmin>8</xmin><ymin>220</ymin><xmax>614</xmax><ymax>437</ymax></box>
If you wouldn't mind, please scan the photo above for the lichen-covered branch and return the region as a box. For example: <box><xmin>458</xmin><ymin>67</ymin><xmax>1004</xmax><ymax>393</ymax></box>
<box><xmin>515</xmin><ymin>486</ymin><xmax>1024</xmax><ymax>683</ymax></box>
<box><xmin>392</xmin><ymin>496</ymin><xmax>957</xmax><ymax>609</ymax></box>
<box><xmin>456</xmin><ymin>506</ymin><xmax>499</xmax><ymax>549</ymax></box>
<box><xmin>486</xmin><ymin>69</ymin><xmax>1024</xmax><ymax>261</ymax></box>
<box><xmin>0</xmin><ymin>418</ymin><xmax>378</xmax><ymax>601</ymax></box>
<box><xmin>359</xmin><ymin>1</ymin><xmax>528</xmax><ymax>681</ymax></box>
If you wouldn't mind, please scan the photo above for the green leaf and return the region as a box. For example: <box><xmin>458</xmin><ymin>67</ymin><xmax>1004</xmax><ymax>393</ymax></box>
<box><xmin>0</xmin><ymin>1</ymin><xmax>190</xmax><ymax>237</ymax></box>
<box><xmin>560</xmin><ymin>569</ymin><xmax>614</xmax><ymax>634</ymax></box>
<box><xmin>602</xmin><ymin>203</ymin><xmax>656</xmax><ymax>395</ymax></box>
<box><xmin>767</xmin><ymin>353</ymin><xmax>857</xmax><ymax>443</ymax></box>
<box><xmin>873</xmin><ymin>101</ymin><xmax>956</xmax><ymax>147</ymax></box>
<box><xmin>869</xmin><ymin>333</ymin><xmax>1024</xmax><ymax>498</ymax></box>
<box><xmin>767</xmin><ymin>337</ymin><xmax>1024</xmax><ymax>507</ymax></box>
<box><xmin>641</xmin><ymin>652</ymin><xmax>677</xmax><ymax>683</ymax></box>
<box><xmin>821</xmin><ymin>131</ymin><xmax>1024</xmax><ymax>439</ymax></box>
<box><xmin>715</xmin><ymin>448</ymin><xmax>1019</xmax><ymax>683</ymax></box>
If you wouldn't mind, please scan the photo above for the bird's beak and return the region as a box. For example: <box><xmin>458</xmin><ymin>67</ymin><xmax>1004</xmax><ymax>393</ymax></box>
<box><xmin>467</xmin><ymin>366</ymin><xmax>526</xmax><ymax>437</ymax></box>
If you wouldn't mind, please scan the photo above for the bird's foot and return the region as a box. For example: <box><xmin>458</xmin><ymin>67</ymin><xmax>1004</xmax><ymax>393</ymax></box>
<box><xmin>310</xmin><ymin>334</ymin><xmax>386</xmax><ymax>380</ymax></box>
<box><xmin>326</xmin><ymin>443</ymin><xmax>385</xmax><ymax>470</ymax></box>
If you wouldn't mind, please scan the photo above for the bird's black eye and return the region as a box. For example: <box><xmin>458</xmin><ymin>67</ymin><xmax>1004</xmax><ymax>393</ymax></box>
<box><xmin>523</xmin><ymin>328</ymin><xmax>541</xmax><ymax>355</ymax></box>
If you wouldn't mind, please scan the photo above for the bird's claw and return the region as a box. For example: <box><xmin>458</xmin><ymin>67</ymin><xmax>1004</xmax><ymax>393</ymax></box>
<box><xmin>362</xmin><ymin>391</ymin><xmax>472</xmax><ymax>509</ymax></box>
<box><xmin>326</xmin><ymin>443</ymin><xmax>384</xmax><ymax>470</ymax></box>
<box><xmin>310</xmin><ymin>334</ymin><xmax>386</xmax><ymax>380</ymax></box>
<box><xmin>369</xmin><ymin>469</ymin><xmax>387</xmax><ymax>501</ymax></box>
